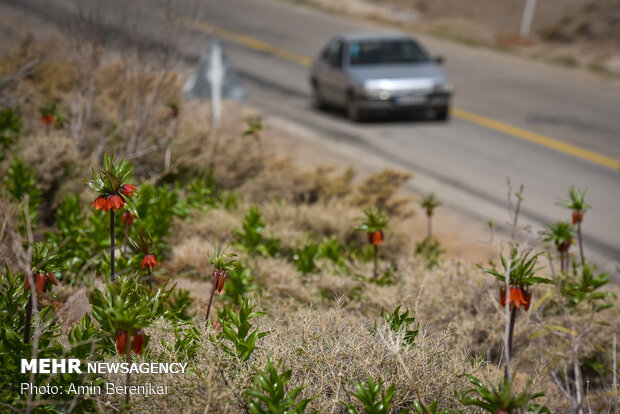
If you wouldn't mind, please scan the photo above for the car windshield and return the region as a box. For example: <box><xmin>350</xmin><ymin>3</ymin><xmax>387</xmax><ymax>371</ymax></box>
<box><xmin>348</xmin><ymin>39</ymin><xmax>430</xmax><ymax>65</ymax></box>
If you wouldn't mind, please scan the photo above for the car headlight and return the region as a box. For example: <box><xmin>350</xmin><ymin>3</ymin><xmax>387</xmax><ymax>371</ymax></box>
<box><xmin>362</xmin><ymin>88</ymin><xmax>382</xmax><ymax>98</ymax></box>
<box><xmin>364</xmin><ymin>89</ymin><xmax>392</xmax><ymax>100</ymax></box>
<box><xmin>434</xmin><ymin>83</ymin><xmax>454</xmax><ymax>94</ymax></box>
<box><xmin>362</xmin><ymin>80</ymin><xmax>391</xmax><ymax>99</ymax></box>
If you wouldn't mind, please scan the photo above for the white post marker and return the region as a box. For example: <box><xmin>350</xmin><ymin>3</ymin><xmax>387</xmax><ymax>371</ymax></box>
<box><xmin>519</xmin><ymin>0</ymin><xmax>538</xmax><ymax>38</ymax></box>
<box><xmin>209</xmin><ymin>40</ymin><xmax>223</xmax><ymax>128</ymax></box>
<box><xmin>182</xmin><ymin>39</ymin><xmax>245</xmax><ymax>128</ymax></box>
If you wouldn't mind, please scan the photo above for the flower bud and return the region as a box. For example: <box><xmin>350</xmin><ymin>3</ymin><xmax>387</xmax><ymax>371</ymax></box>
<box><xmin>368</xmin><ymin>230</ymin><xmax>384</xmax><ymax>246</ymax></box>
<box><xmin>116</xmin><ymin>329</ymin><xmax>128</xmax><ymax>355</ymax></box>
<box><xmin>133</xmin><ymin>329</ymin><xmax>146</xmax><ymax>355</ymax></box>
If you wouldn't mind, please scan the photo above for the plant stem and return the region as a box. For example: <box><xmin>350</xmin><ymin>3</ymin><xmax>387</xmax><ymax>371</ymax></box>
<box><xmin>577</xmin><ymin>221</ymin><xmax>584</xmax><ymax>266</ymax></box>
<box><xmin>110</xmin><ymin>210</ymin><xmax>116</xmax><ymax>282</ymax></box>
<box><xmin>509</xmin><ymin>183</ymin><xmax>524</xmax><ymax>241</ymax></box>
<box><xmin>147</xmin><ymin>266</ymin><xmax>152</xmax><ymax>291</ymax></box>
<box><xmin>24</xmin><ymin>293</ymin><xmax>33</xmax><ymax>344</ymax></box>
<box><xmin>427</xmin><ymin>215</ymin><xmax>432</xmax><ymax>239</ymax></box>
<box><xmin>373</xmin><ymin>244</ymin><xmax>378</xmax><ymax>279</ymax></box>
<box><xmin>503</xmin><ymin>250</ymin><xmax>513</xmax><ymax>383</ymax></box>
<box><xmin>508</xmin><ymin>306</ymin><xmax>517</xmax><ymax>358</ymax></box>
<box><xmin>560</xmin><ymin>251</ymin><xmax>565</xmax><ymax>273</ymax></box>
<box><xmin>125</xmin><ymin>334</ymin><xmax>131</xmax><ymax>408</ymax></box>
<box><xmin>205</xmin><ymin>274</ymin><xmax>217</xmax><ymax>327</ymax></box>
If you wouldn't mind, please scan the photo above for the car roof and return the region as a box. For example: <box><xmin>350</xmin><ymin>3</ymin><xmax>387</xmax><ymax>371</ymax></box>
<box><xmin>338</xmin><ymin>31</ymin><xmax>414</xmax><ymax>43</ymax></box>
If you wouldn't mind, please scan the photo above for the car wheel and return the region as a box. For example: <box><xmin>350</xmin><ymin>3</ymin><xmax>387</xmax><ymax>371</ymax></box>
<box><xmin>434</xmin><ymin>106</ymin><xmax>450</xmax><ymax>121</ymax></box>
<box><xmin>346</xmin><ymin>92</ymin><xmax>364</xmax><ymax>122</ymax></box>
<box><xmin>311</xmin><ymin>81</ymin><xmax>326</xmax><ymax>110</ymax></box>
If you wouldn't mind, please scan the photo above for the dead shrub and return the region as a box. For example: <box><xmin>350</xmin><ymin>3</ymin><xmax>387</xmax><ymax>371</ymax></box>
<box><xmin>171</xmin><ymin>209</ymin><xmax>239</xmax><ymax>247</ymax></box>
<box><xmin>19</xmin><ymin>133</ymin><xmax>83</xmax><ymax>212</ymax></box>
<box><xmin>351</xmin><ymin>168</ymin><xmax>414</xmax><ymax>218</ymax></box>
<box><xmin>254</xmin><ymin>256</ymin><xmax>311</xmax><ymax>303</ymax></box>
<box><xmin>170</xmin><ymin>236</ymin><xmax>215</xmax><ymax>276</ymax></box>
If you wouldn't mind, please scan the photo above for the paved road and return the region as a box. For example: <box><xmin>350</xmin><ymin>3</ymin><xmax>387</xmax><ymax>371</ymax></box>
<box><xmin>7</xmin><ymin>0</ymin><xmax>620</xmax><ymax>266</ymax></box>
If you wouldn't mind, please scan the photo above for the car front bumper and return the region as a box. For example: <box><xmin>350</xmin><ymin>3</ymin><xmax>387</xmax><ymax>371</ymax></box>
<box><xmin>357</xmin><ymin>92</ymin><xmax>451</xmax><ymax>111</ymax></box>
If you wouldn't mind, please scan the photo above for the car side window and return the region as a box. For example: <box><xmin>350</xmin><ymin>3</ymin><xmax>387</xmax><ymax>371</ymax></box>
<box><xmin>322</xmin><ymin>40</ymin><xmax>343</xmax><ymax>68</ymax></box>
<box><xmin>333</xmin><ymin>42</ymin><xmax>343</xmax><ymax>68</ymax></box>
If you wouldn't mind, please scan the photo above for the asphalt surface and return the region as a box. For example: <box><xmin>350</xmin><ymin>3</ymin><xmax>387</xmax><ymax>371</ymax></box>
<box><xmin>5</xmin><ymin>0</ymin><xmax>620</xmax><ymax>267</ymax></box>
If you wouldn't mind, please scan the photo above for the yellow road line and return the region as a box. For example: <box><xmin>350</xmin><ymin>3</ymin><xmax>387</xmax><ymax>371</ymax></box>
<box><xmin>452</xmin><ymin>108</ymin><xmax>620</xmax><ymax>170</ymax></box>
<box><xmin>179</xmin><ymin>17</ymin><xmax>312</xmax><ymax>67</ymax></box>
<box><xmin>181</xmin><ymin>17</ymin><xmax>620</xmax><ymax>171</ymax></box>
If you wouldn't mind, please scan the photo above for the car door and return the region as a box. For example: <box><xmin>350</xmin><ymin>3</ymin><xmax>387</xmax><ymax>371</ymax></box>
<box><xmin>315</xmin><ymin>39</ymin><xmax>347</xmax><ymax>105</ymax></box>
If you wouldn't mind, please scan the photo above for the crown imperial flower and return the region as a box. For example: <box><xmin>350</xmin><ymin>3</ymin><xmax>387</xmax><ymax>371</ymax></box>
<box><xmin>205</xmin><ymin>243</ymin><xmax>237</xmax><ymax>325</ymax></box>
<box><xmin>500</xmin><ymin>286</ymin><xmax>532</xmax><ymax>311</ymax></box>
<box><xmin>88</xmin><ymin>155</ymin><xmax>136</xmax><ymax>212</ymax></box>
<box><xmin>92</xmin><ymin>194</ymin><xmax>126</xmax><ymax>212</ymax></box>
<box><xmin>24</xmin><ymin>272</ymin><xmax>58</xmax><ymax>294</ymax></box>
<box><xmin>142</xmin><ymin>254</ymin><xmax>158</xmax><ymax>269</ymax></box>
<box><xmin>212</xmin><ymin>268</ymin><xmax>227</xmax><ymax>293</ymax></box>
<box><xmin>122</xmin><ymin>211</ymin><xmax>135</xmax><ymax>226</ymax></box>
<box><xmin>121</xmin><ymin>184</ymin><xmax>136</xmax><ymax>197</ymax></box>
<box><xmin>130</xmin><ymin>228</ymin><xmax>157</xmax><ymax>289</ymax></box>
<box><xmin>25</xmin><ymin>244</ymin><xmax>63</xmax><ymax>294</ymax></box>
<box><xmin>368</xmin><ymin>230</ymin><xmax>384</xmax><ymax>246</ymax></box>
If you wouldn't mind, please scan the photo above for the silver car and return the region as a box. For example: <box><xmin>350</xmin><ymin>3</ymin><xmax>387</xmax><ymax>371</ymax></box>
<box><xmin>310</xmin><ymin>31</ymin><xmax>453</xmax><ymax>121</ymax></box>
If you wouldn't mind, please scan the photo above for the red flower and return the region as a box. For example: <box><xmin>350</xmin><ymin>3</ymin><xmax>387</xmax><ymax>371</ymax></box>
<box><xmin>559</xmin><ymin>239</ymin><xmax>572</xmax><ymax>254</ymax></box>
<box><xmin>122</xmin><ymin>211</ymin><xmax>135</xmax><ymax>226</ymax></box>
<box><xmin>24</xmin><ymin>272</ymin><xmax>58</xmax><ymax>294</ymax></box>
<box><xmin>35</xmin><ymin>273</ymin><xmax>46</xmax><ymax>293</ymax></box>
<box><xmin>133</xmin><ymin>330</ymin><xmax>146</xmax><ymax>354</ymax></box>
<box><xmin>24</xmin><ymin>272</ymin><xmax>34</xmax><ymax>291</ymax></box>
<box><xmin>572</xmin><ymin>211</ymin><xmax>583</xmax><ymax>225</ymax></box>
<box><xmin>92</xmin><ymin>196</ymin><xmax>107</xmax><ymax>211</ymax></box>
<box><xmin>368</xmin><ymin>230</ymin><xmax>384</xmax><ymax>246</ymax></box>
<box><xmin>121</xmin><ymin>184</ymin><xmax>136</xmax><ymax>197</ymax></box>
<box><xmin>500</xmin><ymin>287</ymin><xmax>532</xmax><ymax>311</ymax></box>
<box><xmin>40</xmin><ymin>115</ymin><xmax>56</xmax><ymax>125</ymax></box>
<box><xmin>142</xmin><ymin>254</ymin><xmax>158</xmax><ymax>268</ymax></box>
<box><xmin>213</xmin><ymin>321</ymin><xmax>222</xmax><ymax>332</ymax></box>
<box><xmin>212</xmin><ymin>269</ymin><xmax>227</xmax><ymax>293</ymax></box>
<box><xmin>116</xmin><ymin>329</ymin><xmax>128</xmax><ymax>355</ymax></box>
<box><xmin>110</xmin><ymin>194</ymin><xmax>125</xmax><ymax>210</ymax></box>
<box><xmin>47</xmin><ymin>272</ymin><xmax>58</xmax><ymax>286</ymax></box>
<box><xmin>91</xmin><ymin>194</ymin><xmax>126</xmax><ymax>212</ymax></box>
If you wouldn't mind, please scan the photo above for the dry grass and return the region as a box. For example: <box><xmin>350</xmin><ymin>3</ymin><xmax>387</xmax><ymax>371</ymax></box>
<box><xmin>170</xmin><ymin>237</ymin><xmax>216</xmax><ymax>277</ymax></box>
<box><xmin>166</xmin><ymin>206</ymin><xmax>615</xmax><ymax>410</ymax></box>
<box><xmin>171</xmin><ymin>209</ymin><xmax>240</xmax><ymax>247</ymax></box>
<box><xmin>102</xmin><ymin>301</ymin><xmax>492</xmax><ymax>413</ymax></box>
<box><xmin>141</xmin><ymin>253</ymin><xmax>620</xmax><ymax>411</ymax></box>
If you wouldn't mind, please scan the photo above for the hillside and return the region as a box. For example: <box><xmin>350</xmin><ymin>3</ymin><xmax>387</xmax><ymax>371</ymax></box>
<box><xmin>286</xmin><ymin>0</ymin><xmax>620</xmax><ymax>74</ymax></box>
<box><xmin>0</xmin><ymin>3</ymin><xmax>619</xmax><ymax>413</ymax></box>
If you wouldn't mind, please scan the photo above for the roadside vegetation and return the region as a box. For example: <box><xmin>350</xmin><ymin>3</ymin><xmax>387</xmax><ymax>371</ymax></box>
<box><xmin>0</xmin><ymin>12</ymin><xmax>618</xmax><ymax>414</ymax></box>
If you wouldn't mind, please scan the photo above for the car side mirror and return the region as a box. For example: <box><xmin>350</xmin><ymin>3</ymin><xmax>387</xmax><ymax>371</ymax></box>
<box><xmin>434</xmin><ymin>56</ymin><xmax>444</xmax><ymax>65</ymax></box>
